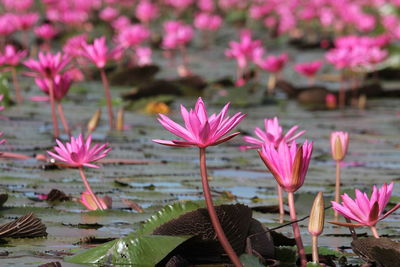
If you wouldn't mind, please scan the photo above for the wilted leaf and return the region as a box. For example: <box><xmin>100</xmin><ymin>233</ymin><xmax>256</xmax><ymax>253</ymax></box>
<box><xmin>0</xmin><ymin>213</ymin><xmax>47</xmax><ymax>239</ymax></box>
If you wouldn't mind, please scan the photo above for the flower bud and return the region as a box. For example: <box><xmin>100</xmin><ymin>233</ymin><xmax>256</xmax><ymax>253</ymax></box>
<box><xmin>308</xmin><ymin>192</ymin><xmax>325</xmax><ymax>236</ymax></box>
<box><xmin>116</xmin><ymin>107</ymin><xmax>124</xmax><ymax>131</ymax></box>
<box><xmin>330</xmin><ymin>131</ymin><xmax>349</xmax><ymax>161</ymax></box>
<box><xmin>87</xmin><ymin>108</ymin><xmax>101</xmax><ymax>133</ymax></box>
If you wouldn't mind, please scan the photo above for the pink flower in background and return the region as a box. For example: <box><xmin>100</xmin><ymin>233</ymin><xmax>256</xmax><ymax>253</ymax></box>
<box><xmin>294</xmin><ymin>60</ymin><xmax>322</xmax><ymax>78</ymax></box>
<box><xmin>0</xmin><ymin>14</ymin><xmax>18</xmax><ymax>36</ymax></box>
<box><xmin>112</xmin><ymin>16</ymin><xmax>131</xmax><ymax>31</ymax></box>
<box><xmin>135</xmin><ymin>1</ymin><xmax>159</xmax><ymax>23</ymax></box>
<box><xmin>63</xmin><ymin>34</ymin><xmax>87</xmax><ymax>58</ymax></box>
<box><xmin>81</xmin><ymin>37</ymin><xmax>123</xmax><ymax>68</ymax></box>
<box><xmin>164</xmin><ymin>0</ymin><xmax>194</xmax><ymax>12</ymax></box>
<box><xmin>34</xmin><ymin>72</ymin><xmax>73</xmax><ymax>102</ymax></box>
<box><xmin>2</xmin><ymin>0</ymin><xmax>33</xmax><ymax>12</ymax></box>
<box><xmin>331</xmin><ymin>131</ymin><xmax>349</xmax><ymax>161</ymax></box>
<box><xmin>0</xmin><ymin>45</ymin><xmax>27</xmax><ymax>66</ymax></box>
<box><xmin>325</xmin><ymin>48</ymin><xmax>351</xmax><ymax>69</ymax></box>
<box><xmin>115</xmin><ymin>25</ymin><xmax>150</xmax><ymax>48</ymax></box>
<box><xmin>332</xmin><ymin>183</ymin><xmax>399</xmax><ymax>227</ymax></box>
<box><xmin>34</xmin><ymin>24</ymin><xmax>58</xmax><ymax>40</ymax></box>
<box><xmin>197</xmin><ymin>0</ymin><xmax>215</xmax><ymax>12</ymax></box>
<box><xmin>162</xmin><ymin>21</ymin><xmax>193</xmax><ymax>50</ymax></box>
<box><xmin>47</xmin><ymin>134</ymin><xmax>111</xmax><ymax>168</ymax></box>
<box><xmin>99</xmin><ymin>7</ymin><xmax>119</xmax><ymax>22</ymax></box>
<box><xmin>0</xmin><ymin>94</ymin><xmax>4</xmax><ymax>112</ymax></box>
<box><xmin>16</xmin><ymin>13</ymin><xmax>38</xmax><ymax>30</ymax></box>
<box><xmin>243</xmin><ymin>117</ymin><xmax>305</xmax><ymax>149</ymax></box>
<box><xmin>257</xmin><ymin>54</ymin><xmax>288</xmax><ymax>73</ymax></box>
<box><xmin>136</xmin><ymin>47</ymin><xmax>152</xmax><ymax>66</ymax></box>
<box><xmin>153</xmin><ymin>97</ymin><xmax>245</xmax><ymax>148</ymax></box>
<box><xmin>194</xmin><ymin>13</ymin><xmax>222</xmax><ymax>31</ymax></box>
<box><xmin>258</xmin><ymin>140</ymin><xmax>313</xmax><ymax>193</ymax></box>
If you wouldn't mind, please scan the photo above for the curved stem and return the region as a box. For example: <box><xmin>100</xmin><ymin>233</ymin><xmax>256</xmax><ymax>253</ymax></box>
<box><xmin>370</xmin><ymin>226</ymin><xmax>380</xmax><ymax>238</ymax></box>
<box><xmin>277</xmin><ymin>185</ymin><xmax>284</xmax><ymax>223</ymax></box>
<box><xmin>57</xmin><ymin>102</ymin><xmax>71</xmax><ymax>136</ymax></box>
<box><xmin>48</xmin><ymin>79</ymin><xmax>59</xmax><ymax>138</ymax></box>
<box><xmin>78</xmin><ymin>167</ymin><xmax>104</xmax><ymax>210</ymax></box>
<box><xmin>11</xmin><ymin>67</ymin><xmax>23</xmax><ymax>104</ymax></box>
<box><xmin>100</xmin><ymin>68</ymin><xmax>114</xmax><ymax>129</ymax></box>
<box><xmin>199</xmin><ymin>148</ymin><xmax>242</xmax><ymax>267</ymax></box>
<box><xmin>334</xmin><ymin>160</ymin><xmax>341</xmax><ymax>219</ymax></box>
<box><xmin>288</xmin><ymin>192</ymin><xmax>307</xmax><ymax>266</ymax></box>
<box><xmin>312</xmin><ymin>235</ymin><xmax>319</xmax><ymax>263</ymax></box>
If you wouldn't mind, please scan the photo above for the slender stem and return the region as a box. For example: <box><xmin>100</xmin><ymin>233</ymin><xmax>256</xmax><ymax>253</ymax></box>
<box><xmin>48</xmin><ymin>79</ymin><xmax>59</xmax><ymax>138</ymax></box>
<box><xmin>370</xmin><ymin>226</ymin><xmax>380</xmax><ymax>238</ymax></box>
<box><xmin>199</xmin><ymin>148</ymin><xmax>242</xmax><ymax>267</ymax></box>
<box><xmin>57</xmin><ymin>102</ymin><xmax>71</xmax><ymax>136</ymax></box>
<box><xmin>78</xmin><ymin>167</ymin><xmax>104</xmax><ymax>210</ymax></box>
<box><xmin>288</xmin><ymin>192</ymin><xmax>307</xmax><ymax>266</ymax></box>
<box><xmin>334</xmin><ymin>160</ymin><xmax>341</xmax><ymax>219</ymax></box>
<box><xmin>100</xmin><ymin>68</ymin><xmax>114</xmax><ymax>129</ymax></box>
<box><xmin>11</xmin><ymin>67</ymin><xmax>23</xmax><ymax>104</ymax></box>
<box><xmin>312</xmin><ymin>235</ymin><xmax>319</xmax><ymax>263</ymax></box>
<box><xmin>267</xmin><ymin>74</ymin><xmax>276</xmax><ymax>95</ymax></box>
<box><xmin>277</xmin><ymin>184</ymin><xmax>284</xmax><ymax>223</ymax></box>
<box><xmin>339</xmin><ymin>71</ymin><xmax>345</xmax><ymax>109</ymax></box>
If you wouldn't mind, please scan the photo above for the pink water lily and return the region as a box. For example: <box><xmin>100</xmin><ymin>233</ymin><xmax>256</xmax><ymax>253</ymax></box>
<box><xmin>294</xmin><ymin>60</ymin><xmax>322</xmax><ymax>78</ymax></box>
<box><xmin>153</xmin><ymin>97</ymin><xmax>245</xmax><ymax>148</ymax></box>
<box><xmin>331</xmin><ymin>183</ymin><xmax>400</xmax><ymax>238</ymax></box>
<box><xmin>243</xmin><ymin>117</ymin><xmax>305</xmax><ymax>149</ymax></box>
<box><xmin>47</xmin><ymin>134</ymin><xmax>111</xmax><ymax>168</ymax></box>
<box><xmin>258</xmin><ymin>140</ymin><xmax>313</xmax><ymax>193</ymax></box>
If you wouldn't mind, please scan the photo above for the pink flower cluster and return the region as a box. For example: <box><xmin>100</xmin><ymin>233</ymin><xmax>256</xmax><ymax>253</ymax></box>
<box><xmin>162</xmin><ymin>21</ymin><xmax>193</xmax><ymax>50</ymax></box>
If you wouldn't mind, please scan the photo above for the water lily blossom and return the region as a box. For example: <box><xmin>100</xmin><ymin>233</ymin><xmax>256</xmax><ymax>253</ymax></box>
<box><xmin>331</xmin><ymin>183</ymin><xmax>400</xmax><ymax>238</ymax></box>
<box><xmin>153</xmin><ymin>97</ymin><xmax>245</xmax><ymax>148</ymax></box>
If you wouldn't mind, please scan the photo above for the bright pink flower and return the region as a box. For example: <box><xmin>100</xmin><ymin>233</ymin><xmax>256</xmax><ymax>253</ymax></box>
<box><xmin>135</xmin><ymin>1</ymin><xmax>159</xmax><ymax>23</ymax></box>
<box><xmin>331</xmin><ymin>131</ymin><xmax>349</xmax><ymax>161</ymax></box>
<box><xmin>325</xmin><ymin>48</ymin><xmax>351</xmax><ymax>69</ymax></box>
<box><xmin>99</xmin><ymin>7</ymin><xmax>119</xmax><ymax>22</ymax></box>
<box><xmin>34</xmin><ymin>24</ymin><xmax>58</xmax><ymax>40</ymax></box>
<box><xmin>194</xmin><ymin>13</ymin><xmax>222</xmax><ymax>31</ymax></box>
<box><xmin>0</xmin><ymin>131</ymin><xmax>5</xmax><ymax>145</ymax></box>
<box><xmin>332</xmin><ymin>183</ymin><xmax>400</xmax><ymax>227</ymax></box>
<box><xmin>112</xmin><ymin>16</ymin><xmax>131</xmax><ymax>31</ymax></box>
<box><xmin>115</xmin><ymin>25</ymin><xmax>150</xmax><ymax>48</ymax></box>
<box><xmin>294</xmin><ymin>60</ymin><xmax>322</xmax><ymax>78</ymax></box>
<box><xmin>80</xmin><ymin>191</ymin><xmax>111</xmax><ymax>210</ymax></box>
<box><xmin>47</xmin><ymin>134</ymin><xmax>111</xmax><ymax>168</ymax></box>
<box><xmin>258</xmin><ymin>141</ymin><xmax>313</xmax><ymax>193</ymax></box>
<box><xmin>63</xmin><ymin>34</ymin><xmax>87</xmax><ymax>58</ymax></box>
<box><xmin>243</xmin><ymin>117</ymin><xmax>305</xmax><ymax>149</ymax></box>
<box><xmin>0</xmin><ymin>14</ymin><xmax>18</xmax><ymax>36</ymax></box>
<box><xmin>162</xmin><ymin>21</ymin><xmax>193</xmax><ymax>50</ymax></box>
<box><xmin>136</xmin><ymin>47</ymin><xmax>152</xmax><ymax>66</ymax></box>
<box><xmin>0</xmin><ymin>45</ymin><xmax>27</xmax><ymax>66</ymax></box>
<box><xmin>2</xmin><ymin>0</ymin><xmax>33</xmax><ymax>12</ymax></box>
<box><xmin>34</xmin><ymin>72</ymin><xmax>72</xmax><ymax>102</ymax></box>
<box><xmin>16</xmin><ymin>13</ymin><xmax>38</xmax><ymax>30</ymax></box>
<box><xmin>257</xmin><ymin>54</ymin><xmax>288</xmax><ymax>73</ymax></box>
<box><xmin>24</xmin><ymin>52</ymin><xmax>70</xmax><ymax>79</ymax></box>
<box><xmin>81</xmin><ymin>36</ymin><xmax>123</xmax><ymax>68</ymax></box>
<box><xmin>153</xmin><ymin>97</ymin><xmax>245</xmax><ymax>148</ymax></box>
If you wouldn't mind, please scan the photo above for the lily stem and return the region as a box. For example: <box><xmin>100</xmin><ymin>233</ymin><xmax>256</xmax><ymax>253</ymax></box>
<box><xmin>312</xmin><ymin>235</ymin><xmax>319</xmax><ymax>264</ymax></box>
<box><xmin>370</xmin><ymin>226</ymin><xmax>380</xmax><ymax>238</ymax></box>
<box><xmin>334</xmin><ymin>160</ymin><xmax>341</xmax><ymax>219</ymax></box>
<box><xmin>48</xmin><ymin>79</ymin><xmax>59</xmax><ymax>138</ymax></box>
<box><xmin>199</xmin><ymin>148</ymin><xmax>242</xmax><ymax>267</ymax></box>
<box><xmin>11</xmin><ymin>67</ymin><xmax>23</xmax><ymax>104</ymax></box>
<box><xmin>277</xmin><ymin>185</ymin><xmax>284</xmax><ymax>223</ymax></box>
<box><xmin>100</xmin><ymin>68</ymin><xmax>114</xmax><ymax>130</ymax></box>
<box><xmin>78</xmin><ymin>167</ymin><xmax>104</xmax><ymax>210</ymax></box>
<box><xmin>57</xmin><ymin>102</ymin><xmax>70</xmax><ymax>136</ymax></box>
<box><xmin>288</xmin><ymin>192</ymin><xmax>307</xmax><ymax>266</ymax></box>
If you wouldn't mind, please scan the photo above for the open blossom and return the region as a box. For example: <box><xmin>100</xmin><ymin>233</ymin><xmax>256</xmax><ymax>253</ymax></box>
<box><xmin>34</xmin><ymin>72</ymin><xmax>73</xmax><ymax>102</ymax></box>
<box><xmin>331</xmin><ymin>131</ymin><xmax>349</xmax><ymax>161</ymax></box>
<box><xmin>331</xmin><ymin>183</ymin><xmax>400</xmax><ymax>227</ymax></box>
<box><xmin>63</xmin><ymin>34</ymin><xmax>87</xmax><ymax>58</ymax></box>
<box><xmin>24</xmin><ymin>52</ymin><xmax>70</xmax><ymax>79</ymax></box>
<box><xmin>194</xmin><ymin>13</ymin><xmax>222</xmax><ymax>31</ymax></box>
<box><xmin>162</xmin><ymin>21</ymin><xmax>193</xmax><ymax>49</ymax></box>
<box><xmin>294</xmin><ymin>60</ymin><xmax>322</xmax><ymax>78</ymax></box>
<box><xmin>47</xmin><ymin>134</ymin><xmax>111</xmax><ymax>168</ymax></box>
<box><xmin>257</xmin><ymin>54</ymin><xmax>288</xmax><ymax>73</ymax></box>
<box><xmin>81</xmin><ymin>36</ymin><xmax>123</xmax><ymax>68</ymax></box>
<box><xmin>243</xmin><ymin>117</ymin><xmax>305</xmax><ymax>149</ymax></box>
<box><xmin>99</xmin><ymin>7</ymin><xmax>119</xmax><ymax>22</ymax></box>
<box><xmin>34</xmin><ymin>24</ymin><xmax>58</xmax><ymax>40</ymax></box>
<box><xmin>258</xmin><ymin>141</ymin><xmax>313</xmax><ymax>192</ymax></box>
<box><xmin>135</xmin><ymin>1</ymin><xmax>159</xmax><ymax>23</ymax></box>
<box><xmin>0</xmin><ymin>45</ymin><xmax>27</xmax><ymax>66</ymax></box>
<box><xmin>153</xmin><ymin>97</ymin><xmax>245</xmax><ymax>148</ymax></box>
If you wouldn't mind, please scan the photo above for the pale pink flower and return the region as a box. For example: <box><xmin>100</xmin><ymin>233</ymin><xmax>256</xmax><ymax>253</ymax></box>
<box><xmin>63</xmin><ymin>34</ymin><xmax>87</xmax><ymax>58</ymax></box>
<box><xmin>112</xmin><ymin>16</ymin><xmax>131</xmax><ymax>31</ymax></box>
<box><xmin>243</xmin><ymin>117</ymin><xmax>305</xmax><ymax>149</ymax></box>
<box><xmin>153</xmin><ymin>97</ymin><xmax>245</xmax><ymax>148</ymax></box>
<box><xmin>136</xmin><ymin>47</ymin><xmax>152</xmax><ymax>66</ymax></box>
<box><xmin>197</xmin><ymin>0</ymin><xmax>215</xmax><ymax>12</ymax></box>
<box><xmin>162</xmin><ymin>21</ymin><xmax>193</xmax><ymax>50</ymax></box>
<box><xmin>47</xmin><ymin>134</ymin><xmax>111</xmax><ymax>168</ymax></box>
<box><xmin>331</xmin><ymin>131</ymin><xmax>349</xmax><ymax>161</ymax></box>
<box><xmin>258</xmin><ymin>141</ymin><xmax>313</xmax><ymax>193</ymax></box>
<box><xmin>332</xmin><ymin>183</ymin><xmax>400</xmax><ymax>227</ymax></box>
<box><xmin>194</xmin><ymin>13</ymin><xmax>222</xmax><ymax>31</ymax></box>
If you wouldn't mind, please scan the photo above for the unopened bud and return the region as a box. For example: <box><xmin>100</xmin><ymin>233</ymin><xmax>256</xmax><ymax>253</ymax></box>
<box><xmin>308</xmin><ymin>192</ymin><xmax>325</xmax><ymax>236</ymax></box>
<box><xmin>87</xmin><ymin>108</ymin><xmax>101</xmax><ymax>133</ymax></box>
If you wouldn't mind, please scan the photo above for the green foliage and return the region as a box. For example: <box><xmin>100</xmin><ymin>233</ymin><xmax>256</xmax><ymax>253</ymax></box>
<box><xmin>275</xmin><ymin>246</ymin><xmax>297</xmax><ymax>264</ymax></box>
<box><xmin>66</xmin><ymin>201</ymin><xmax>203</xmax><ymax>265</ymax></box>
<box><xmin>240</xmin><ymin>254</ymin><xmax>265</xmax><ymax>267</ymax></box>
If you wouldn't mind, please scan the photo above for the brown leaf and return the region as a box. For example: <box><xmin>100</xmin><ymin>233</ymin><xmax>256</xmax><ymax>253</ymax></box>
<box><xmin>122</xmin><ymin>198</ymin><xmax>144</xmax><ymax>213</ymax></box>
<box><xmin>352</xmin><ymin>237</ymin><xmax>400</xmax><ymax>266</ymax></box>
<box><xmin>0</xmin><ymin>213</ymin><xmax>47</xmax><ymax>239</ymax></box>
